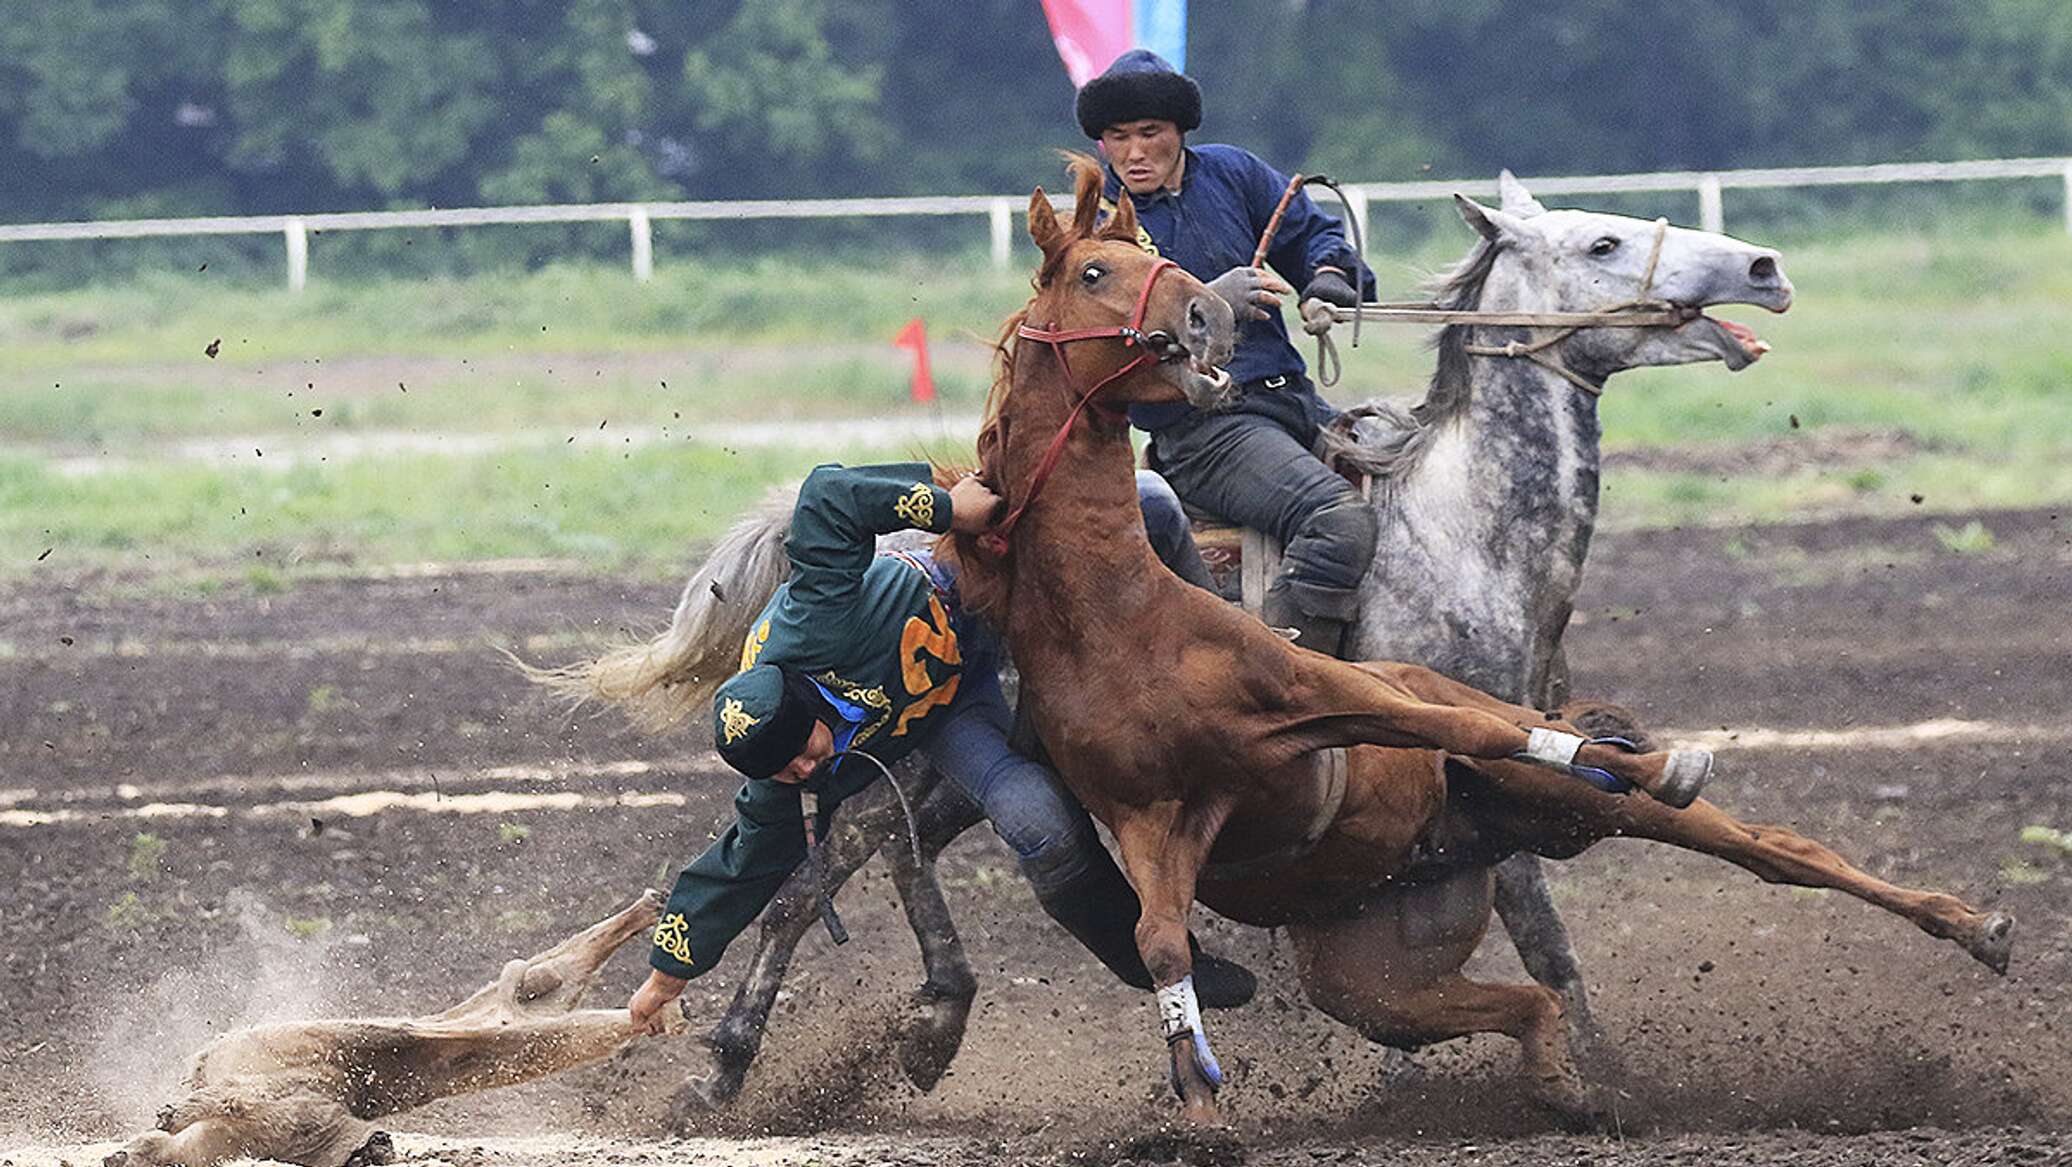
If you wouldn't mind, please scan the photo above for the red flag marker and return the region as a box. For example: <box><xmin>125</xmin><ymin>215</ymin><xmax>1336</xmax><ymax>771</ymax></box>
<box><xmin>893</xmin><ymin>317</ymin><xmax>936</xmax><ymax>404</ymax></box>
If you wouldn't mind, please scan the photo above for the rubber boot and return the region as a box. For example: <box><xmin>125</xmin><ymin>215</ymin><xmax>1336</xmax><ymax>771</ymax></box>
<box><xmin>1261</xmin><ymin>581</ymin><xmax>1351</xmax><ymax>659</ymax></box>
<box><xmin>1031</xmin><ymin>858</ymin><xmax>1257</xmax><ymax>1009</ymax></box>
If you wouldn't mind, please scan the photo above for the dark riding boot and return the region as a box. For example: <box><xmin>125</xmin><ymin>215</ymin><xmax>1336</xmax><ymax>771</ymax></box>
<box><xmin>1261</xmin><ymin>579</ymin><xmax>1353</xmax><ymax>660</ymax></box>
<box><xmin>1031</xmin><ymin>858</ymin><xmax>1258</xmax><ymax>1009</ymax></box>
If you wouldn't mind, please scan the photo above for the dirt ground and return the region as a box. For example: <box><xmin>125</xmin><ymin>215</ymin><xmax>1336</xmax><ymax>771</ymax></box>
<box><xmin>2</xmin><ymin>506</ymin><xmax>2069</xmax><ymax>1166</ymax></box>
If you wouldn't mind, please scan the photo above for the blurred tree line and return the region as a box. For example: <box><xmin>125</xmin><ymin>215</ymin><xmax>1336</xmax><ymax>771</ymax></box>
<box><xmin>3</xmin><ymin>0</ymin><xmax>2067</xmax><ymax>225</ymax></box>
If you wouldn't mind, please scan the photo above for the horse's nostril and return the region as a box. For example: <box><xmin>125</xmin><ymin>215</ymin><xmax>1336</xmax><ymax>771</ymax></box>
<box><xmin>1749</xmin><ymin>255</ymin><xmax>1779</xmax><ymax>284</ymax></box>
<box><xmin>1188</xmin><ymin>301</ymin><xmax>1207</xmax><ymax>332</ymax></box>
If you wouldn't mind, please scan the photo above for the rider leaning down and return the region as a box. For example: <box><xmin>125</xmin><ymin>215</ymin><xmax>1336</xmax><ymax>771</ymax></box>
<box><xmin>626</xmin><ymin>464</ymin><xmax>1255</xmax><ymax>1039</ymax></box>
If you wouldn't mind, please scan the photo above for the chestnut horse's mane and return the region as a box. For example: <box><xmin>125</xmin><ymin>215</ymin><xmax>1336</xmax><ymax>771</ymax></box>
<box><xmin>932</xmin><ymin>152</ymin><xmax>1134</xmax><ymax>621</ymax></box>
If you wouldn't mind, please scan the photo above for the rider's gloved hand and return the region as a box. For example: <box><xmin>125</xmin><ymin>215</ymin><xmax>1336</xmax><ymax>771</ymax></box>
<box><xmin>1206</xmin><ymin>266</ymin><xmax>1291</xmax><ymax>322</ymax></box>
<box><xmin>1297</xmin><ymin>266</ymin><xmax>1360</xmax><ymax>336</ymax></box>
<box><xmin>1301</xmin><ymin>266</ymin><xmax>1360</xmax><ymax>308</ymax></box>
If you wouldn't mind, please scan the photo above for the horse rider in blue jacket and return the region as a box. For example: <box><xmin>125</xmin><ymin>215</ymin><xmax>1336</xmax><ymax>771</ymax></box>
<box><xmin>628</xmin><ymin>463</ymin><xmax>1253</xmax><ymax>1034</ymax></box>
<box><xmin>1076</xmin><ymin>50</ymin><xmax>1379</xmax><ymax>659</ymax></box>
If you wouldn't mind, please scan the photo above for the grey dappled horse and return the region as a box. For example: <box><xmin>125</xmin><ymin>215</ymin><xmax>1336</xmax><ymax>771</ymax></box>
<box><xmin>533</xmin><ymin>173</ymin><xmax>1791</xmax><ymax>1119</ymax></box>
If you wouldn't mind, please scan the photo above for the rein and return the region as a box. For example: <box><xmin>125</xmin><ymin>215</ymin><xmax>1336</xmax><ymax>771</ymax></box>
<box><xmin>980</xmin><ymin>257</ymin><xmax>1181</xmax><ymax>557</ymax></box>
<box><xmin>1322</xmin><ymin>217</ymin><xmax>1685</xmax><ymax>396</ymax></box>
<box><xmin>1256</xmin><ymin>173</ymin><xmax>1364</xmax><ymax>388</ymax></box>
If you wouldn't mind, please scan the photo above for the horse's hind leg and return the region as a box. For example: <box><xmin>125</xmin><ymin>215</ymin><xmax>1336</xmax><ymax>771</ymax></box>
<box><xmin>1288</xmin><ymin>868</ymin><xmax>1600</xmax><ymax>1128</ymax></box>
<box><xmin>1467</xmin><ymin>764</ymin><xmax>2015</xmax><ymax>974</ymax></box>
<box><xmin>1617</xmin><ymin>796</ymin><xmax>2015</xmax><ymax>973</ymax></box>
<box><xmin>111</xmin><ymin>1095</ymin><xmax>369</xmax><ymax>1167</ymax></box>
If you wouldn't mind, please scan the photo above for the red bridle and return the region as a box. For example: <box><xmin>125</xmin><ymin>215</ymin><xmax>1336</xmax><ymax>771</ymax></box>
<box><xmin>978</xmin><ymin>258</ymin><xmax>1181</xmax><ymax>558</ymax></box>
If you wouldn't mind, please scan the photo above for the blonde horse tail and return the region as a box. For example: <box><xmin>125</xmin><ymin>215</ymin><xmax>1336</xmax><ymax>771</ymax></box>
<box><xmin>518</xmin><ymin>481</ymin><xmax>800</xmax><ymax>734</ymax></box>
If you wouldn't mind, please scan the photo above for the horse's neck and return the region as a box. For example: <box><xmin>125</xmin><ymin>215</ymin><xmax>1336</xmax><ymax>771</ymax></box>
<box><xmin>995</xmin><ymin>358</ymin><xmax>1153</xmax><ymax>635</ymax></box>
<box><xmin>1408</xmin><ymin>351</ymin><xmax>1604</xmax><ymax>559</ymax></box>
<box><xmin>1368</xmin><ymin>317</ymin><xmax>1605</xmax><ymax>701</ymax></box>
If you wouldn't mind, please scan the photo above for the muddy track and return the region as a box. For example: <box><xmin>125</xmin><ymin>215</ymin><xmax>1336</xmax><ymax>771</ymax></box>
<box><xmin>3</xmin><ymin>507</ymin><xmax>2068</xmax><ymax>1165</ymax></box>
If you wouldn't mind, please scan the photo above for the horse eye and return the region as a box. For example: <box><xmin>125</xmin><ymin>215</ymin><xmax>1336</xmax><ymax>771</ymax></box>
<box><xmin>1081</xmin><ymin>264</ymin><xmax>1105</xmax><ymax>285</ymax></box>
<box><xmin>1589</xmin><ymin>237</ymin><xmax>1620</xmax><ymax>257</ymax></box>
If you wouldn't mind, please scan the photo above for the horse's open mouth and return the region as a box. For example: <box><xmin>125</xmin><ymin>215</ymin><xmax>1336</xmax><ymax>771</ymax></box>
<box><xmin>1144</xmin><ymin>331</ymin><xmax>1234</xmax><ymax>394</ymax></box>
<box><xmin>1685</xmin><ymin>312</ymin><xmax>1772</xmax><ymax>370</ymax></box>
<box><xmin>1184</xmin><ymin>353</ymin><xmax>1233</xmax><ymax>394</ymax></box>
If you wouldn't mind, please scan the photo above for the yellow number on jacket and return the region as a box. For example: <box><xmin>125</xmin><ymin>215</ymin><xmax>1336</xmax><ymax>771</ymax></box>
<box><xmin>894</xmin><ymin>593</ymin><xmax>962</xmax><ymax>736</ymax></box>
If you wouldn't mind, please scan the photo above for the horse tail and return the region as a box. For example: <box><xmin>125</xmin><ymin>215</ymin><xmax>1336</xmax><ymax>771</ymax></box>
<box><xmin>519</xmin><ymin>482</ymin><xmax>799</xmax><ymax>734</ymax></box>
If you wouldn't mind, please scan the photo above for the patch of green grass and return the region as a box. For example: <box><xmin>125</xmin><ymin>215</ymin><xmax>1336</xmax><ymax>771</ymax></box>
<box><xmin>497</xmin><ymin>821</ymin><xmax>532</xmax><ymax>845</ymax></box>
<box><xmin>106</xmin><ymin>891</ymin><xmax>166</xmax><ymax>931</ymax></box>
<box><xmin>245</xmin><ymin>563</ymin><xmax>290</xmax><ymax>593</ymax></box>
<box><xmin>284</xmin><ymin>915</ymin><xmax>333</xmax><ymax>939</ymax></box>
<box><xmin>4</xmin><ymin>222</ymin><xmax>2069</xmax><ymax>572</ymax></box>
<box><xmin>1932</xmin><ymin>519</ymin><xmax>1997</xmax><ymax>555</ymax></box>
<box><xmin>2020</xmin><ymin>825</ymin><xmax>2072</xmax><ymax>856</ymax></box>
<box><xmin>126</xmin><ymin>832</ymin><xmax>169</xmax><ymax>882</ymax></box>
<box><xmin>1</xmin><ymin>439</ymin><xmax>921</xmax><ymax>574</ymax></box>
<box><xmin>0</xmin><ymin>253</ymin><xmax>1030</xmax><ymax>370</ymax></box>
<box><xmin>1601</xmin><ymin>451</ymin><xmax>2072</xmax><ymax>532</ymax></box>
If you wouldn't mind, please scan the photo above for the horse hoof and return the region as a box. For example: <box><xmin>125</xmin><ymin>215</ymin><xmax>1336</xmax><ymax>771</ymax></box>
<box><xmin>1968</xmin><ymin>911</ymin><xmax>2015</xmax><ymax>975</ymax></box>
<box><xmin>1530</xmin><ymin>1074</ymin><xmax>1609</xmax><ymax>1133</ymax></box>
<box><xmin>895</xmin><ymin>991</ymin><xmax>973</xmax><ymax>1093</ymax></box>
<box><xmin>666</xmin><ymin>1074</ymin><xmax>735</xmax><ymax>1133</ymax></box>
<box><xmin>342</xmin><ymin>1131</ymin><xmax>395</xmax><ymax>1167</ymax></box>
<box><xmin>1116</xmin><ymin>1121</ymin><xmax>1244</xmax><ymax>1166</ymax></box>
<box><xmin>1654</xmin><ymin>748</ymin><xmax>1712</xmax><ymax>809</ymax></box>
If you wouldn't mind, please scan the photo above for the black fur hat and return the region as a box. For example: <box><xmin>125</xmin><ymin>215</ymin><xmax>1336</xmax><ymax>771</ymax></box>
<box><xmin>1075</xmin><ymin>49</ymin><xmax>1202</xmax><ymax>138</ymax></box>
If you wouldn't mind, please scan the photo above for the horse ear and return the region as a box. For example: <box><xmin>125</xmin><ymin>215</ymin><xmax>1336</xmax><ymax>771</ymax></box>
<box><xmin>1029</xmin><ymin>188</ymin><xmax>1066</xmax><ymax>258</ymax></box>
<box><xmin>1070</xmin><ymin>169</ymin><xmax>1103</xmax><ymax>238</ymax></box>
<box><xmin>1100</xmin><ymin>191</ymin><xmax>1140</xmax><ymax>243</ymax></box>
<box><xmin>1454</xmin><ymin>194</ymin><xmax>1527</xmax><ymax>244</ymax></box>
<box><xmin>1496</xmin><ymin>170</ymin><xmax>1548</xmax><ymax>217</ymax></box>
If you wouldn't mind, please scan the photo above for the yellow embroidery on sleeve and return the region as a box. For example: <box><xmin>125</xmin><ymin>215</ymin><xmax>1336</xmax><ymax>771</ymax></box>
<box><xmin>892</xmin><ymin>482</ymin><xmax>936</xmax><ymax>529</ymax></box>
<box><xmin>739</xmin><ymin>619</ymin><xmax>771</xmax><ymax>671</ymax></box>
<box><xmin>653</xmin><ymin>913</ymin><xmax>694</xmax><ymax>966</ymax></box>
<box><xmin>719</xmin><ymin>698</ymin><xmax>760</xmax><ymax>745</ymax></box>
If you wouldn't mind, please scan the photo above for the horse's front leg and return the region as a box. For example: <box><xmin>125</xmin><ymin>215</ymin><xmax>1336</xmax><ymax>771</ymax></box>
<box><xmin>677</xmin><ymin>760</ymin><xmax>977</xmax><ymax>1121</ymax></box>
<box><xmin>1110</xmin><ymin>801</ymin><xmax>1232</xmax><ymax>1126</ymax></box>
<box><xmin>678</xmin><ymin>773</ymin><xmax>907</xmax><ymax>1118</ymax></box>
<box><xmin>881</xmin><ymin>767</ymin><xmax>986</xmax><ymax>1091</ymax></box>
<box><xmin>1486</xmin><ymin>656</ymin><xmax>1621</xmax><ymax>1078</ymax></box>
<box><xmin>1295</xmin><ymin>660</ymin><xmax>1712</xmax><ymax>809</ymax></box>
<box><xmin>1490</xmin><ymin>852</ymin><xmax>1613</xmax><ymax>1073</ymax></box>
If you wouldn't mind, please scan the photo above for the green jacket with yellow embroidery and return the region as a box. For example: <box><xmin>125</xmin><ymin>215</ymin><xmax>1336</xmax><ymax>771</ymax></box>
<box><xmin>651</xmin><ymin>462</ymin><xmax>962</xmax><ymax>980</ymax></box>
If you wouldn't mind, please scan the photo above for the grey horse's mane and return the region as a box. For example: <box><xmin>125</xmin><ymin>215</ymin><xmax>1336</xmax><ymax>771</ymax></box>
<box><xmin>1317</xmin><ymin>236</ymin><xmax>1500</xmax><ymax>480</ymax></box>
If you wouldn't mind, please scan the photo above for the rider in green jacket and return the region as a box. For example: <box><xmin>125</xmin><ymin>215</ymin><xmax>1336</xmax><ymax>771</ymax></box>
<box><xmin>629</xmin><ymin>462</ymin><xmax>1254</xmax><ymax>1031</ymax></box>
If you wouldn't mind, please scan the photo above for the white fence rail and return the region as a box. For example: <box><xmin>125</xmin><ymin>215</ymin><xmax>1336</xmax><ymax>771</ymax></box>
<box><xmin>3</xmin><ymin>157</ymin><xmax>2067</xmax><ymax>291</ymax></box>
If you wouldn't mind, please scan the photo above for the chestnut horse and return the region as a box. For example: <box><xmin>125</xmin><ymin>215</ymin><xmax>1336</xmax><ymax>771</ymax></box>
<box><xmin>935</xmin><ymin>158</ymin><xmax>2014</xmax><ymax>1125</ymax></box>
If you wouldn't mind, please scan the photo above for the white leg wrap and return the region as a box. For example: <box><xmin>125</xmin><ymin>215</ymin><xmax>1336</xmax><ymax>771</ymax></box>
<box><xmin>1522</xmin><ymin>727</ymin><xmax>1585</xmax><ymax>767</ymax></box>
<box><xmin>1156</xmin><ymin>976</ymin><xmax>1204</xmax><ymax>1041</ymax></box>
